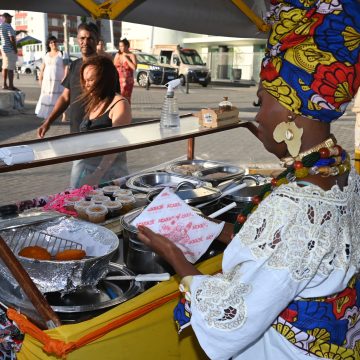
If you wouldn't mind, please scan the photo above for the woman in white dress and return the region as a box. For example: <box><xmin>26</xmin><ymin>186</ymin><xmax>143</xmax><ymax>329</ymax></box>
<box><xmin>35</xmin><ymin>36</ymin><xmax>68</xmax><ymax>120</ymax></box>
<box><xmin>137</xmin><ymin>1</ymin><xmax>360</xmax><ymax>359</ymax></box>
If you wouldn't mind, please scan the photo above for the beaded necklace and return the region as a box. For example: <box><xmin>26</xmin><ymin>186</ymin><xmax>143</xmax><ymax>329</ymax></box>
<box><xmin>233</xmin><ymin>142</ymin><xmax>350</xmax><ymax>235</ymax></box>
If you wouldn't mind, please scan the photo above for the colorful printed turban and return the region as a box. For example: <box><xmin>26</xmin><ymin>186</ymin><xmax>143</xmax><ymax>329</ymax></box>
<box><xmin>260</xmin><ymin>0</ymin><xmax>360</xmax><ymax>122</ymax></box>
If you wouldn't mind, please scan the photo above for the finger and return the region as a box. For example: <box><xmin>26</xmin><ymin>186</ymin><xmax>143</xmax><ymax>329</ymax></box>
<box><xmin>137</xmin><ymin>231</ymin><xmax>151</xmax><ymax>245</ymax></box>
<box><xmin>138</xmin><ymin>225</ymin><xmax>156</xmax><ymax>237</ymax></box>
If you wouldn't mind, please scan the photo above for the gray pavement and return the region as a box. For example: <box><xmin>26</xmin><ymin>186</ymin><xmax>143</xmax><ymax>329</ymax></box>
<box><xmin>0</xmin><ymin>74</ymin><xmax>357</xmax><ymax>205</ymax></box>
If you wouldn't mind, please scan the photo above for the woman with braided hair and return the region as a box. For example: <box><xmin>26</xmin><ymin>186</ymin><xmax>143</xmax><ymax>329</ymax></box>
<box><xmin>137</xmin><ymin>1</ymin><xmax>360</xmax><ymax>359</ymax></box>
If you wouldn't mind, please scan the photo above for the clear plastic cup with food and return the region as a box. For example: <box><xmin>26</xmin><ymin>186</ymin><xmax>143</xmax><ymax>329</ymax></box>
<box><xmin>85</xmin><ymin>204</ymin><xmax>108</xmax><ymax>223</ymax></box>
<box><xmin>85</xmin><ymin>188</ymin><xmax>104</xmax><ymax>201</ymax></box>
<box><xmin>113</xmin><ymin>189</ymin><xmax>133</xmax><ymax>198</ymax></box>
<box><xmin>64</xmin><ymin>196</ymin><xmax>83</xmax><ymax>211</ymax></box>
<box><xmin>116</xmin><ymin>195</ymin><xmax>136</xmax><ymax>214</ymax></box>
<box><xmin>103</xmin><ymin>199</ymin><xmax>123</xmax><ymax>218</ymax></box>
<box><xmin>102</xmin><ymin>185</ymin><xmax>121</xmax><ymax>198</ymax></box>
<box><xmin>74</xmin><ymin>200</ymin><xmax>92</xmax><ymax>220</ymax></box>
<box><xmin>90</xmin><ymin>195</ymin><xmax>111</xmax><ymax>204</ymax></box>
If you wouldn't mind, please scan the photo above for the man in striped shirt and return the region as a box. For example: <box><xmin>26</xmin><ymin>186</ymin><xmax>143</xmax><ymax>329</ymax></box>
<box><xmin>0</xmin><ymin>12</ymin><xmax>18</xmax><ymax>91</ymax></box>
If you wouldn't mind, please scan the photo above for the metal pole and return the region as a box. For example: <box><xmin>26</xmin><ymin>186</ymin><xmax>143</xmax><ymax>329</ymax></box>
<box><xmin>63</xmin><ymin>14</ymin><xmax>69</xmax><ymax>55</ymax></box>
<box><xmin>186</xmin><ymin>73</ymin><xmax>189</xmax><ymax>94</ymax></box>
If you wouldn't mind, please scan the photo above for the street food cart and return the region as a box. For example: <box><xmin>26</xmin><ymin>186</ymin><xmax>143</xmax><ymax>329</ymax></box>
<box><xmin>0</xmin><ymin>115</ymin><xmax>258</xmax><ymax>359</ymax></box>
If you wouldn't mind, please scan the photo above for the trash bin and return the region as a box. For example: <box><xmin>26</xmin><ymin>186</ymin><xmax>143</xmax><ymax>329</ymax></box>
<box><xmin>217</xmin><ymin>65</ymin><xmax>230</xmax><ymax>79</ymax></box>
<box><xmin>232</xmin><ymin>68</ymin><xmax>242</xmax><ymax>81</ymax></box>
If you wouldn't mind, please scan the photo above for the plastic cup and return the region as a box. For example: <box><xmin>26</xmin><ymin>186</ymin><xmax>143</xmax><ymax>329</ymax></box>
<box><xmin>63</xmin><ymin>196</ymin><xmax>83</xmax><ymax>211</ymax></box>
<box><xmin>116</xmin><ymin>195</ymin><xmax>136</xmax><ymax>214</ymax></box>
<box><xmin>74</xmin><ymin>200</ymin><xmax>92</xmax><ymax>220</ymax></box>
<box><xmin>91</xmin><ymin>195</ymin><xmax>111</xmax><ymax>204</ymax></box>
<box><xmin>85</xmin><ymin>188</ymin><xmax>104</xmax><ymax>201</ymax></box>
<box><xmin>102</xmin><ymin>185</ymin><xmax>121</xmax><ymax>198</ymax></box>
<box><xmin>113</xmin><ymin>189</ymin><xmax>133</xmax><ymax>197</ymax></box>
<box><xmin>103</xmin><ymin>199</ymin><xmax>123</xmax><ymax>218</ymax></box>
<box><xmin>133</xmin><ymin>193</ymin><xmax>148</xmax><ymax>207</ymax></box>
<box><xmin>85</xmin><ymin>204</ymin><xmax>108</xmax><ymax>223</ymax></box>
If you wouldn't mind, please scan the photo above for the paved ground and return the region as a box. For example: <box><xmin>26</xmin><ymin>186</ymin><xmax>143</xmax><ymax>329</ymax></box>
<box><xmin>0</xmin><ymin>75</ymin><xmax>357</xmax><ymax>205</ymax></box>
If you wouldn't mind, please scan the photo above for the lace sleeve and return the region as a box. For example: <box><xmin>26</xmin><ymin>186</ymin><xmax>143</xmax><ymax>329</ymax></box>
<box><xmin>188</xmin><ymin>178</ymin><xmax>360</xmax><ymax>360</ymax></box>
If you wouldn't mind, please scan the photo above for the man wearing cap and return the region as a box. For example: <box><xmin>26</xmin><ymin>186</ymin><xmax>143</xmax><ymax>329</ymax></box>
<box><xmin>0</xmin><ymin>12</ymin><xmax>18</xmax><ymax>91</ymax></box>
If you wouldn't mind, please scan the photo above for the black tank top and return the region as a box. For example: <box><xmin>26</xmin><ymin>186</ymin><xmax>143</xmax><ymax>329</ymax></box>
<box><xmin>79</xmin><ymin>98</ymin><xmax>125</xmax><ymax>132</ymax></box>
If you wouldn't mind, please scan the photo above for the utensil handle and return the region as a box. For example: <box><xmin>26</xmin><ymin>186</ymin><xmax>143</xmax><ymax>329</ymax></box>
<box><xmin>136</xmin><ymin>273</ymin><xmax>171</xmax><ymax>282</ymax></box>
<box><xmin>0</xmin><ymin>235</ymin><xmax>61</xmax><ymax>328</ymax></box>
<box><xmin>196</xmin><ymin>182</ymin><xmax>248</xmax><ymax>209</ymax></box>
<box><xmin>208</xmin><ymin>202</ymin><xmax>237</xmax><ymax>219</ymax></box>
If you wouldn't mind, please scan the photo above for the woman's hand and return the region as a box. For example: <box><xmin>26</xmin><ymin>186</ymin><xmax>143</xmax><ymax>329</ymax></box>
<box><xmin>137</xmin><ymin>225</ymin><xmax>181</xmax><ymax>261</ymax></box>
<box><xmin>137</xmin><ymin>225</ymin><xmax>202</xmax><ymax>277</ymax></box>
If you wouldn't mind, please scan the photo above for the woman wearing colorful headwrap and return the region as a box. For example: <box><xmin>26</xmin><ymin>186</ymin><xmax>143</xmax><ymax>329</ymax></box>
<box><xmin>137</xmin><ymin>1</ymin><xmax>360</xmax><ymax>359</ymax></box>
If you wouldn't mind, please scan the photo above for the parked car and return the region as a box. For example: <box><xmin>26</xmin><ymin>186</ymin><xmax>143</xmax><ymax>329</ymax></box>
<box><xmin>20</xmin><ymin>59</ymin><xmax>42</xmax><ymax>74</ymax></box>
<box><xmin>134</xmin><ymin>52</ymin><xmax>178</xmax><ymax>88</ymax></box>
<box><xmin>20</xmin><ymin>54</ymin><xmax>79</xmax><ymax>75</ymax></box>
<box><xmin>153</xmin><ymin>45</ymin><xmax>211</xmax><ymax>87</ymax></box>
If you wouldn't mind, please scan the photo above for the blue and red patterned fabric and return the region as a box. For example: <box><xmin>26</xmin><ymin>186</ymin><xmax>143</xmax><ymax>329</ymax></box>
<box><xmin>261</xmin><ymin>0</ymin><xmax>360</xmax><ymax>122</ymax></box>
<box><xmin>273</xmin><ymin>276</ymin><xmax>360</xmax><ymax>359</ymax></box>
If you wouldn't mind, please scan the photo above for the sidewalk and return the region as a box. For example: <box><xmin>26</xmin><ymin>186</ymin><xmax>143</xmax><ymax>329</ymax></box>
<box><xmin>0</xmin><ymin>75</ymin><xmax>356</xmax><ymax>205</ymax></box>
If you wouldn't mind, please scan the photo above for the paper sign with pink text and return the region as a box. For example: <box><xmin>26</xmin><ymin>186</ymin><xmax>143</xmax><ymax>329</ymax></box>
<box><xmin>131</xmin><ymin>188</ymin><xmax>224</xmax><ymax>263</ymax></box>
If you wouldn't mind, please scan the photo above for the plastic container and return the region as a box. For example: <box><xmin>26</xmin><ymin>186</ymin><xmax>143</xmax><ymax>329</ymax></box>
<box><xmin>133</xmin><ymin>193</ymin><xmax>148</xmax><ymax>207</ymax></box>
<box><xmin>160</xmin><ymin>78</ymin><xmax>181</xmax><ymax>129</ymax></box>
<box><xmin>85</xmin><ymin>204</ymin><xmax>108</xmax><ymax>223</ymax></box>
<box><xmin>74</xmin><ymin>200</ymin><xmax>92</xmax><ymax>220</ymax></box>
<box><xmin>63</xmin><ymin>196</ymin><xmax>84</xmax><ymax>211</ymax></box>
<box><xmin>116</xmin><ymin>195</ymin><xmax>136</xmax><ymax>215</ymax></box>
<box><xmin>91</xmin><ymin>195</ymin><xmax>111</xmax><ymax>204</ymax></box>
<box><xmin>113</xmin><ymin>189</ymin><xmax>133</xmax><ymax>198</ymax></box>
<box><xmin>85</xmin><ymin>188</ymin><xmax>104</xmax><ymax>201</ymax></box>
<box><xmin>102</xmin><ymin>185</ymin><xmax>121</xmax><ymax>198</ymax></box>
<box><xmin>103</xmin><ymin>199</ymin><xmax>123</xmax><ymax>218</ymax></box>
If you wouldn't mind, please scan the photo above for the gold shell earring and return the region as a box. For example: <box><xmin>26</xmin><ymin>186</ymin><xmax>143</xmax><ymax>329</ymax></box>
<box><xmin>273</xmin><ymin>114</ymin><xmax>303</xmax><ymax>157</ymax></box>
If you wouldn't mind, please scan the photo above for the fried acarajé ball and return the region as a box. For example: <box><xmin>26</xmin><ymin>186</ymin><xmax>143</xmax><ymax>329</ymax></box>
<box><xmin>18</xmin><ymin>246</ymin><xmax>52</xmax><ymax>260</ymax></box>
<box><xmin>55</xmin><ymin>249</ymin><xmax>86</xmax><ymax>261</ymax></box>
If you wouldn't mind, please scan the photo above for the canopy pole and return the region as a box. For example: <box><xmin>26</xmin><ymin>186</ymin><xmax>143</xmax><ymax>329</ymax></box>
<box><xmin>352</xmin><ymin>91</ymin><xmax>360</xmax><ymax>174</ymax></box>
<box><xmin>231</xmin><ymin>0</ymin><xmax>270</xmax><ymax>32</ymax></box>
<box><xmin>75</xmin><ymin>0</ymin><xmax>136</xmax><ymax>19</ymax></box>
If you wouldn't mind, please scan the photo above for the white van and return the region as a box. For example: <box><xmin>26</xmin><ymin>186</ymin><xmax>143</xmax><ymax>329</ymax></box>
<box><xmin>153</xmin><ymin>45</ymin><xmax>211</xmax><ymax>87</ymax></box>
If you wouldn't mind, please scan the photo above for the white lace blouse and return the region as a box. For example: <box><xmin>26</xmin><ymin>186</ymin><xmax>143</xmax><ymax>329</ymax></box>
<box><xmin>189</xmin><ymin>169</ymin><xmax>360</xmax><ymax>360</ymax></box>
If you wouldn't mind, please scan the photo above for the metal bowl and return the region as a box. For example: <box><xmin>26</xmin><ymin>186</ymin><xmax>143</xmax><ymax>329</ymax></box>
<box><xmin>126</xmin><ymin>171</ymin><xmax>207</xmax><ymax>193</ymax></box>
<box><xmin>165</xmin><ymin>159</ymin><xmax>225</xmax><ymax>176</ymax></box>
<box><xmin>193</xmin><ymin>165</ymin><xmax>245</xmax><ymax>185</ymax></box>
<box><xmin>0</xmin><ymin>217</ymin><xmax>119</xmax><ymax>293</ymax></box>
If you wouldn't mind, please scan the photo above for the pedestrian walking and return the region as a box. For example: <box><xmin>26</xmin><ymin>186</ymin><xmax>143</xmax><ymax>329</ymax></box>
<box><xmin>35</xmin><ymin>36</ymin><xmax>69</xmax><ymax>120</ymax></box>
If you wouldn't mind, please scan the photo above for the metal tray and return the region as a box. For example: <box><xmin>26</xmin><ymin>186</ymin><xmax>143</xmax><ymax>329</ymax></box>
<box><xmin>0</xmin><ymin>217</ymin><xmax>119</xmax><ymax>293</ymax></box>
<box><xmin>193</xmin><ymin>165</ymin><xmax>245</xmax><ymax>184</ymax></box>
<box><xmin>165</xmin><ymin>159</ymin><xmax>226</xmax><ymax>176</ymax></box>
<box><xmin>126</xmin><ymin>171</ymin><xmax>207</xmax><ymax>193</ymax></box>
<box><xmin>0</xmin><ymin>262</ymin><xmax>142</xmax><ymax>324</ymax></box>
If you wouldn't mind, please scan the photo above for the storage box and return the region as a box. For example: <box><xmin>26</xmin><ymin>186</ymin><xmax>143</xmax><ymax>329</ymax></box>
<box><xmin>197</xmin><ymin>107</ymin><xmax>240</xmax><ymax>128</ymax></box>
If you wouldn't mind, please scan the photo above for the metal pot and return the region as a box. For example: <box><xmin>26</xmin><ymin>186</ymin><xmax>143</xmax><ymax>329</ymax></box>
<box><xmin>217</xmin><ymin>174</ymin><xmax>271</xmax><ymax>223</ymax></box>
<box><xmin>120</xmin><ymin>206</ymin><xmax>205</xmax><ymax>274</ymax></box>
<box><xmin>222</xmin><ymin>174</ymin><xmax>271</xmax><ymax>203</ymax></box>
<box><xmin>120</xmin><ymin>207</ymin><xmax>170</xmax><ymax>274</ymax></box>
